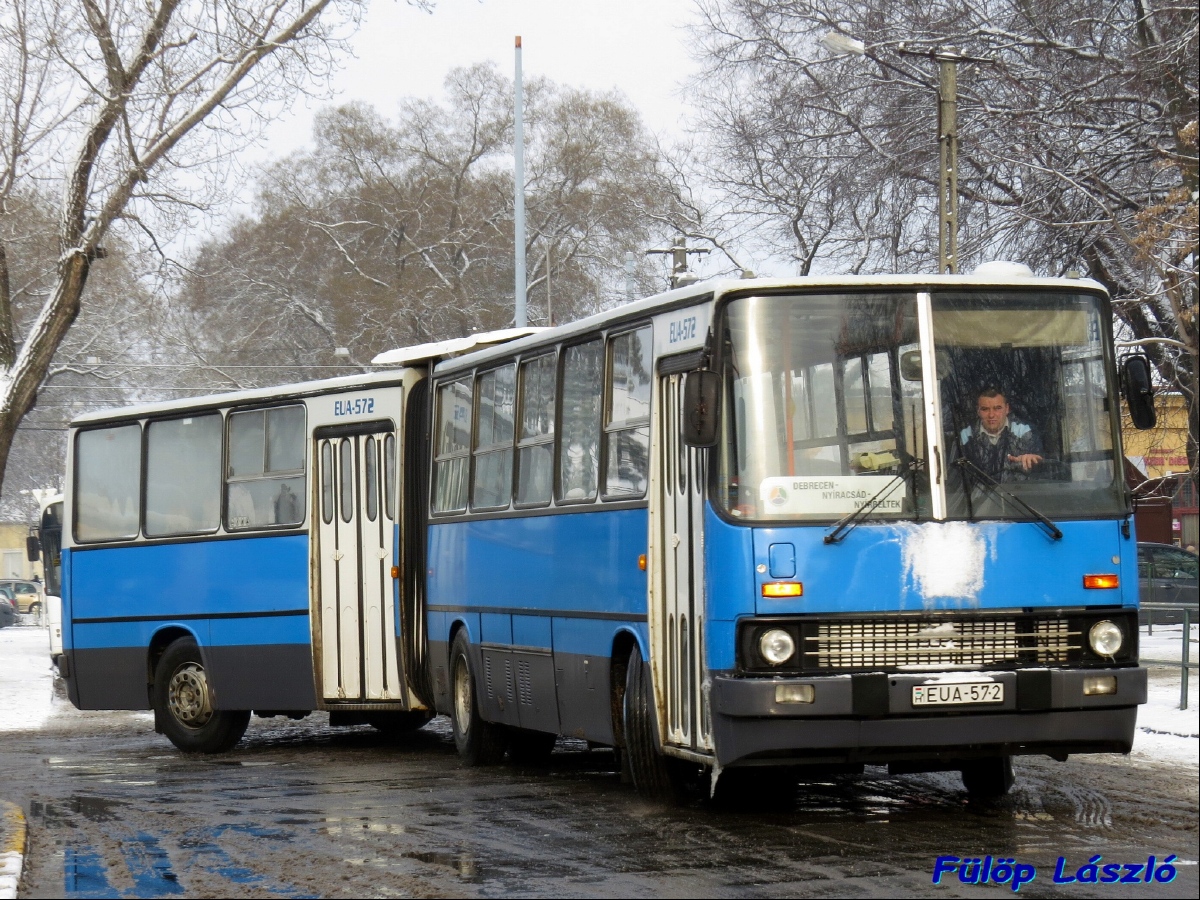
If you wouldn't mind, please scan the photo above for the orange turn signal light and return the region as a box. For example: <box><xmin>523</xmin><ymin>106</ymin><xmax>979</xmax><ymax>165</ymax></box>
<box><xmin>762</xmin><ymin>582</ymin><xmax>803</xmax><ymax>598</ymax></box>
<box><xmin>638</xmin><ymin>554</ymin><xmax>647</xmax><ymax>571</ymax></box>
<box><xmin>390</xmin><ymin>566</ymin><xmax>400</xmax><ymax>579</ymax></box>
<box><xmin>1083</xmin><ymin>574</ymin><xmax>1119</xmax><ymax>589</ymax></box>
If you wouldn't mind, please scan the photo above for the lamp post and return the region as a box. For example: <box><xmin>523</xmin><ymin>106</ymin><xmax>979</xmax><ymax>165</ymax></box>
<box><xmin>821</xmin><ymin>33</ymin><xmax>964</xmax><ymax>274</ymax></box>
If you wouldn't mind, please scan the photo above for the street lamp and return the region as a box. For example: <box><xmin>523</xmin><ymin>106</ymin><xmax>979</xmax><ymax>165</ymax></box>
<box><xmin>821</xmin><ymin>32</ymin><xmax>963</xmax><ymax>274</ymax></box>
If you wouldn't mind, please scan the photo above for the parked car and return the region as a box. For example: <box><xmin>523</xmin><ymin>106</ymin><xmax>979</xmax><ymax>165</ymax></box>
<box><xmin>0</xmin><ymin>586</ymin><xmax>17</xmax><ymax>628</ymax></box>
<box><xmin>1137</xmin><ymin>542</ymin><xmax>1198</xmax><ymax>625</ymax></box>
<box><xmin>0</xmin><ymin>578</ymin><xmax>43</xmax><ymax>616</ymax></box>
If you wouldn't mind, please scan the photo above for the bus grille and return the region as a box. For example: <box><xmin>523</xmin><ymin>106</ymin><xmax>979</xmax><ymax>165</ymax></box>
<box><xmin>803</xmin><ymin>616</ymin><xmax>1079</xmax><ymax>670</ymax></box>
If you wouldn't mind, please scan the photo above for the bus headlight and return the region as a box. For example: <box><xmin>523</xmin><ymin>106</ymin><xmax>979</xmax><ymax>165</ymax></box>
<box><xmin>1088</xmin><ymin>620</ymin><xmax>1124</xmax><ymax>657</ymax></box>
<box><xmin>759</xmin><ymin>628</ymin><xmax>796</xmax><ymax>666</ymax></box>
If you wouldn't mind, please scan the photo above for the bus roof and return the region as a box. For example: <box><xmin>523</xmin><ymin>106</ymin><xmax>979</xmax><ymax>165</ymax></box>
<box><xmin>70</xmin><ymin>369</ymin><xmax>413</xmax><ymax>427</ymax></box>
<box><xmin>432</xmin><ymin>271</ymin><xmax>1107</xmax><ymax>374</ymax></box>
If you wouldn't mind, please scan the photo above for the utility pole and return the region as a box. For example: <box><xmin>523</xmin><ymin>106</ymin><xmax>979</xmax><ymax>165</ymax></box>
<box><xmin>935</xmin><ymin>49</ymin><xmax>960</xmax><ymax>275</ymax></box>
<box><xmin>514</xmin><ymin>36</ymin><xmax>527</xmax><ymax>327</ymax></box>
<box><xmin>829</xmin><ymin>34</ymin><xmax>974</xmax><ymax>275</ymax></box>
<box><xmin>646</xmin><ymin>236</ymin><xmax>709</xmax><ymax>289</ymax></box>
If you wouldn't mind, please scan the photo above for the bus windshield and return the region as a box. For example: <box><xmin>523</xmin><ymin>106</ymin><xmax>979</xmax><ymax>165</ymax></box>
<box><xmin>936</xmin><ymin>291</ymin><xmax>1123</xmax><ymax>519</ymax></box>
<box><xmin>715</xmin><ymin>289</ymin><xmax>1124</xmax><ymax>523</ymax></box>
<box><xmin>716</xmin><ymin>292</ymin><xmax>931</xmax><ymax>521</ymax></box>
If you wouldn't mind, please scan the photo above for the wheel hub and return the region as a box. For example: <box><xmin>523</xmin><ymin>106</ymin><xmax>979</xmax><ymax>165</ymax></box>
<box><xmin>453</xmin><ymin>659</ymin><xmax>471</xmax><ymax>737</ymax></box>
<box><xmin>168</xmin><ymin>662</ymin><xmax>214</xmax><ymax>729</ymax></box>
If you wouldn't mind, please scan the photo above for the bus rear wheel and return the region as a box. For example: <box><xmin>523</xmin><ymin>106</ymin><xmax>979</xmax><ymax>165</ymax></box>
<box><xmin>623</xmin><ymin>644</ymin><xmax>687</xmax><ymax>802</ymax></box>
<box><xmin>449</xmin><ymin>631</ymin><xmax>506</xmax><ymax>766</ymax></box>
<box><xmin>153</xmin><ymin>637</ymin><xmax>249</xmax><ymax>753</ymax></box>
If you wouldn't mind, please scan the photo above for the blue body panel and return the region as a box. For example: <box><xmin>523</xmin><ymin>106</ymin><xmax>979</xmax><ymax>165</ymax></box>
<box><xmin>62</xmin><ymin>534</ymin><xmax>316</xmax><ymax>711</ymax></box>
<box><xmin>705</xmin><ymin>506</ymin><xmax>1136</xmax><ymax>671</ymax></box>
<box><xmin>427</xmin><ymin>507</ymin><xmax>650</xmax><ymax>653</ymax></box>
<box><xmin>64</xmin><ymin>534</ymin><xmax>311</xmax><ymax>651</ymax></box>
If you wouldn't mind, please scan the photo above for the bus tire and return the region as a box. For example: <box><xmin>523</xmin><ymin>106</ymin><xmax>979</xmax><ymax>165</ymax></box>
<box><xmin>153</xmin><ymin>637</ymin><xmax>250</xmax><ymax>753</ymax></box>
<box><xmin>449</xmin><ymin>632</ymin><xmax>506</xmax><ymax>766</ymax></box>
<box><xmin>961</xmin><ymin>755</ymin><xmax>1014</xmax><ymax>798</ymax></box>
<box><xmin>623</xmin><ymin>644</ymin><xmax>686</xmax><ymax>802</ymax></box>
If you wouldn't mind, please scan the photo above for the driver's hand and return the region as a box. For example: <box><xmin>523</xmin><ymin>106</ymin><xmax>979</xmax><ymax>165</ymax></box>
<box><xmin>1007</xmin><ymin>453</ymin><xmax>1043</xmax><ymax>471</ymax></box>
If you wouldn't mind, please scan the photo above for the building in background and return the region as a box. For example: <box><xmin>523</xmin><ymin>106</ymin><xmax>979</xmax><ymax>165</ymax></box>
<box><xmin>0</xmin><ymin>520</ymin><xmax>43</xmax><ymax>581</ymax></box>
<box><xmin>1124</xmin><ymin>392</ymin><xmax>1197</xmax><ymax>549</ymax></box>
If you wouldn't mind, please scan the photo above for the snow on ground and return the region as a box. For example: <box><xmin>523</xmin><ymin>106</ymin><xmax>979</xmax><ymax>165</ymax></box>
<box><xmin>1</xmin><ymin>622</ymin><xmax>1197</xmax><ymax>766</ymax></box>
<box><xmin>0</xmin><ymin>625</ymin><xmax>56</xmax><ymax>733</ymax></box>
<box><xmin>1133</xmin><ymin>623</ymin><xmax>1199</xmax><ymax>768</ymax></box>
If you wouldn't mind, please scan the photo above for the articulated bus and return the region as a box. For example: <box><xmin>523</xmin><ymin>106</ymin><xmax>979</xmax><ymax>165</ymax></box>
<box><xmin>59</xmin><ymin>269</ymin><xmax>1155</xmax><ymax>798</ymax></box>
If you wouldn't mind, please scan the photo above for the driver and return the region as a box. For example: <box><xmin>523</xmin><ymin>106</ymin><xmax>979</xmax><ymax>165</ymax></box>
<box><xmin>958</xmin><ymin>387</ymin><xmax>1043</xmax><ymax>480</ymax></box>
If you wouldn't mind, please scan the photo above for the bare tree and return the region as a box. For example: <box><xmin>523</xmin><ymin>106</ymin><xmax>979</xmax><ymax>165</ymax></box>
<box><xmin>692</xmin><ymin>0</ymin><xmax>1197</xmax><ymax>472</ymax></box>
<box><xmin>0</xmin><ymin>0</ymin><xmax>386</xmax><ymax>489</ymax></box>
<box><xmin>163</xmin><ymin>65</ymin><xmax>683</xmax><ymax>379</ymax></box>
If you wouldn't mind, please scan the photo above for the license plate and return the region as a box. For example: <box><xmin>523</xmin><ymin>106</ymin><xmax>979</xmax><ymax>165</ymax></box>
<box><xmin>912</xmin><ymin>682</ymin><xmax>1004</xmax><ymax>706</ymax></box>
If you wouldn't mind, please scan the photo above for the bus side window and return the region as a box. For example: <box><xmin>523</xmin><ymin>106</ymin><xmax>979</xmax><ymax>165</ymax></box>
<box><xmin>75</xmin><ymin>424</ymin><xmax>142</xmax><ymax>542</ymax></box>
<box><xmin>516</xmin><ymin>353</ymin><xmax>556</xmax><ymax>506</ymax></box>
<box><xmin>558</xmin><ymin>340</ymin><xmax>603</xmax><ymax>503</ymax></box>
<box><xmin>433</xmin><ymin>379</ymin><xmax>472</xmax><ymax>513</ymax></box>
<box><xmin>472</xmin><ymin>364</ymin><xmax>516</xmax><ymax>510</ymax></box>
<box><xmin>225</xmin><ymin>405</ymin><xmax>306</xmax><ymax>530</ymax></box>
<box><xmin>604</xmin><ymin>326</ymin><xmax>651</xmax><ymax>498</ymax></box>
<box><xmin>145</xmin><ymin>414</ymin><xmax>222</xmax><ymax>536</ymax></box>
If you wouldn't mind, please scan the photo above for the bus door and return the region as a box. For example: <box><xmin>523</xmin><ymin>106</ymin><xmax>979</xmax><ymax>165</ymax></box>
<box><xmin>314</xmin><ymin>422</ymin><xmax>405</xmax><ymax>704</ymax></box>
<box><xmin>654</xmin><ymin>373</ymin><xmax>712</xmax><ymax>753</ymax></box>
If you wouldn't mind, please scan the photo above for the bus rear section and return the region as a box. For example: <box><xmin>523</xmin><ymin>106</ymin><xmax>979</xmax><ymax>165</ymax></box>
<box><xmin>60</xmin><ymin>371</ymin><xmax>430</xmax><ymax>752</ymax></box>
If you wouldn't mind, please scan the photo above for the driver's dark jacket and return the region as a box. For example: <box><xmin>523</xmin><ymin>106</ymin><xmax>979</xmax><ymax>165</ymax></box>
<box><xmin>957</xmin><ymin>418</ymin><xmax>1042</xmax><ymax>481</ymax></box>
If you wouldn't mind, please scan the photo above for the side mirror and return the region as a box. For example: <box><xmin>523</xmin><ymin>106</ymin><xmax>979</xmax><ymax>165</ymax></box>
<box><xmin>26</xmin><ymin>533</ymin><xmax>41</xmax><ymax>563</ymax></box>
<box><xmin>1121</xmin><ymin>355</ymin><xmax>1156</xmax><ymax>430</ymax></box>
<box><xmin>682</xmin><ymin>370</ymin><xmax>720</xmax><ymax>447</ymax></box>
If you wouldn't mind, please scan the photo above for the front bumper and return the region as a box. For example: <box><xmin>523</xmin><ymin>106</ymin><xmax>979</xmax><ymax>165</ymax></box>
<box><xmin>709</xmin><ymin>666</ymin><xmax>1145</xmax><ymax>767</ymax></box>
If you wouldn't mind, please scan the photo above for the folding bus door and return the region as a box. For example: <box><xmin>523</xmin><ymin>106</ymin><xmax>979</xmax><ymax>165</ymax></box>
<box><xmin>315</xmin><ymin>422</ymin><xmax>405</xmax><ymax>704</ymax></box>
<box><xmin>656</xmin><ymin>373</ymin><xmax>712</xmax><ymax>753</ymax></box>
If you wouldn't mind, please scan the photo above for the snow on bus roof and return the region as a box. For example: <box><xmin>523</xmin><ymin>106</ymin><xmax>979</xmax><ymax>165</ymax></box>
<box><xmin>70</xmin><ymin>369</ymin><xmax>412</xmax><ymax>427</ymax></box>
<box><xmin>370</xmin><ymin>327</ymin><xmax>547</xmax><ymax>366</ymax></box>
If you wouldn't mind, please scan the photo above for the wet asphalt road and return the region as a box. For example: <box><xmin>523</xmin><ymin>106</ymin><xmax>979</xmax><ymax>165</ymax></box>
<box><xmin>2</xmin><ymin>695</ymin><xmax>1196</xmax><ymax>899</ymax></box>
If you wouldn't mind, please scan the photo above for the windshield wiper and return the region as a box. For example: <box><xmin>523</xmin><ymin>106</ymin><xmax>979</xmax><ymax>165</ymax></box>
<box><xmin>954</xmin><ymin>457</ymin><xmax>1063</xmax><ymax>541</ymax></box>
<box><xmin>824</xmin><ymin>457</ymin><xmax>923</xmax><ymax>545</ymax></box>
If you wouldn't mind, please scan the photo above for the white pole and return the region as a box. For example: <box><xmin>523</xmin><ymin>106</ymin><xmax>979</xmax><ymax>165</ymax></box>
<box><xmin>514</xmin><ymin>36</ymin><xmax>527</xmax><ymax>328</ymax></box>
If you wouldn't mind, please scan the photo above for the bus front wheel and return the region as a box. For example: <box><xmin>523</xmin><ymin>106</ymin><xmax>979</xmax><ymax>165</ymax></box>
<box><xmin>961</xmin><ymin>755</ymin><xmax>1015</xmax><ymax>798</ymax></box>
<box><xmin>153</xmin><ymin>637</ymin><xmax>249</xmax><ymax>753</ymax></box>
<box><xmin>449</xmin><ymin>632</ymin><xmax>506</xmax><ymax>766</ymax></box>
<box><xmin>623</xmin><ymin>644</ymin><xmax>686</xmax><ymax>802</ymax></box>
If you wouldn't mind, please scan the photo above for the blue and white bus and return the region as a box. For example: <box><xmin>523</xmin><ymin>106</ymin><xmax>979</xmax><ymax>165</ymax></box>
<box><xmin>418</xmin><ymin>268</ymin><xmax>1152</xmax><ymax>798</ymax></box>
<box><xmin>59</xmin><ymin>268</ymin><xmax>1154</xmax><ymax>799</ymax></box>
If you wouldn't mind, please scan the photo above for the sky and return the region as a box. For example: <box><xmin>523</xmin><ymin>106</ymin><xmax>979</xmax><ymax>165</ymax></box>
<box><xmin>260</xmin><ymin>0</ymin><xmax>702</xmax><ymax>158</ymax></box>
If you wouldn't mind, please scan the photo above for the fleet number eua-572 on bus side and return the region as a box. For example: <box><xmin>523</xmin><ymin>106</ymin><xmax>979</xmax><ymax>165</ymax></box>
<box><xmin>332</xmin><ymin>396</ymin><xmax>376</xmax><ymax>417</ymax></box>
<box><xmin>653</xmin><ymin>304</ymin><xmax>711</xmax><ymax>356</ymax></box>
